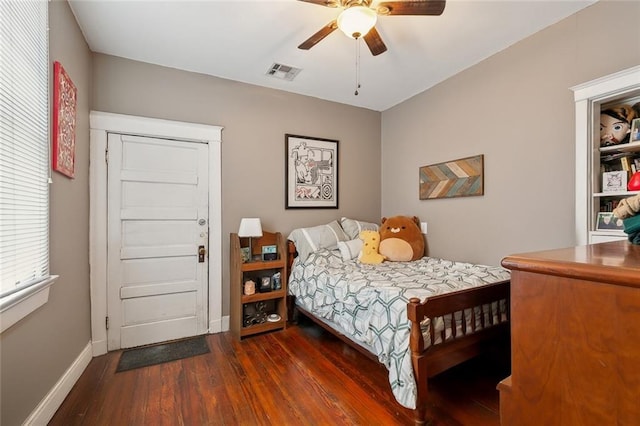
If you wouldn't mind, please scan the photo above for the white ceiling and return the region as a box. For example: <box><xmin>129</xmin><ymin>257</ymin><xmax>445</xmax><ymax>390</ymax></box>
<box><xmin>68</xmin><ymin>0</ymin><xmax>597</xmax><ymax>112</ymax></box>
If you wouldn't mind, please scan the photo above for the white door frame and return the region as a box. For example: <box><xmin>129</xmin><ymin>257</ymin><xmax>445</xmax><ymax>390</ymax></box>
<box><xmin>89</xmin><ymin>111</ymin><xmax>223</xmax><ymax>356</ymax></box>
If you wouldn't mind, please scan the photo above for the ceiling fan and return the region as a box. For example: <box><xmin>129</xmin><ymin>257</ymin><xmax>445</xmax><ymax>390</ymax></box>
<box><xmin>297</xmin><ymin>0</ymin><xmax>446</xmax><ymax>56</ymax></box>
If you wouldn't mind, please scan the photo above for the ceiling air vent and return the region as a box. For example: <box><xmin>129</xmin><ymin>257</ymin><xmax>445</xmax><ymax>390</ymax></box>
<box><xmin>266</xmin><ymin>63</ymin><xmax>301</xmax><ymax>81</ymax></box>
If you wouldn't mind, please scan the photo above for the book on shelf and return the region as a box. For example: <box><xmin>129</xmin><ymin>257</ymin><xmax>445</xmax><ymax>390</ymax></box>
<box><xmin>601</xmin><ymin>152</ymin><xmax>628</xmax><ymax>162</ymax></box>
<box><xmin>600</xmin><ymin>199</ymin><xmax>621</xmax><ymax>212</ymax></box>
<box><xmin>600</xmin><ymin>153</ymin><xmax>637</xmax><ymax>173</ymax></box>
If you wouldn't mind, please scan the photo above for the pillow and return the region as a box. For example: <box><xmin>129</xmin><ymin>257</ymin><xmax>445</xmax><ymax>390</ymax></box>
<box><xmin>337</xmin><ymin>238</ymin><xmax>363</xmax><ymax>261</ymax></box>
<box><xmin>358</xmin><ymin>230</ymin><xmax>385</xmax><ymax>264</ymax></box>
<box><xmin>340</xmin><ymin>217</ymin><xmax>379</xmax><ymax>240</ymax></box>
<box><xmin>288</xmin><ymin>220</ymin><xmax>348</xmax><ymax>262</ymax></box>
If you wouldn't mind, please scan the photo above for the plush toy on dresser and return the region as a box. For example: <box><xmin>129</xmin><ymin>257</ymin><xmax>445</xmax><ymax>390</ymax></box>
<box><xmin>379</xmin><ymin>216</ymin><xmax>425</xmax><ymax>261</ymax></box>
<box><xmin>613</xmin><ymin>193</ymin><xmax>640</xmax><ymax>245</ymax></box>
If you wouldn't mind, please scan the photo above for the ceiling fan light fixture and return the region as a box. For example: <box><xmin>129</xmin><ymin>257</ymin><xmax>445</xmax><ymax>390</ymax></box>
<box><xmin>337</xmin><ymin>6</ymin><xmax>377</xmax><ymax>39</ymax></box>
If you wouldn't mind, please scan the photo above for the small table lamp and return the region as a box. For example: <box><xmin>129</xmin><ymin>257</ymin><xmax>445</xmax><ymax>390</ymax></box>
<box><xmin>238</xmin><ymin>218</ymin><xmax>262</xmax><ymax>261</ymax></box>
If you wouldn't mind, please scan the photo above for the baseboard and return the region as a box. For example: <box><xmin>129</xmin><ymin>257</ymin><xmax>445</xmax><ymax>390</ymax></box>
<box><xmin>221</xmin><ymin>315</ymin><xmax>229</xmax><ymax>332</ymax></box>
<box><xmin>209</xmin><ymin>315</ymin><xmax>229</xmax><ymax>333</ymax></box>
<box><xmin>92</xmin><ymin>338</ymin><xmax>107</xmax><ymax>356</ymax></box>
<box><xmin>23</xmin><ymin>341</ymin><xmax>92</xmax><ymax>425</ymax></box>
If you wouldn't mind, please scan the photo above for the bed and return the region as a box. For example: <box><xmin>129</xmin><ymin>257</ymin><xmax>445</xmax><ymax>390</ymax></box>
<box><xmin>286</xmin><ymin>218</ymin><xmax>511</xmax><ymax>425</ymax></box>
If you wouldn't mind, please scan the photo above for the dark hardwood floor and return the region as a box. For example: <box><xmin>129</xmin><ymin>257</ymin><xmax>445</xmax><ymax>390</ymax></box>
<box><xmin>50</xmin><ymin>320</ymin><xmax>509</xmax><ymax>425</ymax></box>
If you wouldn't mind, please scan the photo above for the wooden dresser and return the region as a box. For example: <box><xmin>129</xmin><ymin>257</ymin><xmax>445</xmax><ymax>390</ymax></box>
<box><xmin>498</xmin><ymin>240</ymin><xmax>640</xmax><ymax>425</ymax></box>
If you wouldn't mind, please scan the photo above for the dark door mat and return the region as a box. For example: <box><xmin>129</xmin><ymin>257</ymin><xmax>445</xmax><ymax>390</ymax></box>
<box><xmin>116</xmin><ymin>335</ymin><xmax>210</xmax><ymax>373</ymax></box>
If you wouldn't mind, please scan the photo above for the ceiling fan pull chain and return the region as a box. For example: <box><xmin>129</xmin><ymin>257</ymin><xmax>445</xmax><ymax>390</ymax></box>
<box><xmin>354</xmin><ymin>39</ymin><xmax>361</xmax><ymax>96</ymax></box>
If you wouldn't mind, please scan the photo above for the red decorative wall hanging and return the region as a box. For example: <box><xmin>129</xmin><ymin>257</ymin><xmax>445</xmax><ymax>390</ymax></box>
<box><xmin>52</xmin><ymin>61</ymin><xmax>77</xmax><ymax>178</ymax></box>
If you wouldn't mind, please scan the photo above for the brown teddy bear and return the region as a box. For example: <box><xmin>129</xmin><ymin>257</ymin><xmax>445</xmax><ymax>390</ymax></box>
<box><xmin>379</xmin><ymin>216</ymin><xmax>424</xmax><ymax>261</ymax></box>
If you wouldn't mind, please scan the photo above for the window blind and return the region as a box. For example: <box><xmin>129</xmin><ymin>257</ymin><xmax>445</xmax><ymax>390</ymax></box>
<box><xmin>0</xmin><ymin>0</ymin><xmax>50</xmax><ymax>297</ymax></box>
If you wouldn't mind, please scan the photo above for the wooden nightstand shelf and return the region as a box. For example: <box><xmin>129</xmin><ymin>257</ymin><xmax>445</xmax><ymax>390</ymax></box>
<box><xmin>230</xmin><ymin>231</ymin><xmax>287</xmax><ymax>340</ymax></box>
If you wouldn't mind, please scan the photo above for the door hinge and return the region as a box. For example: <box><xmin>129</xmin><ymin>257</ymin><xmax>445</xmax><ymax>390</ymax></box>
<box><xmin>105</xmin><ymin>316</ymin><xmax>109</xmax><ymax>330</ymax></box>
<box><xmin>105</xmin><ymin>147</ymin><xmax>109</xmax><ymax>164</ymax></box>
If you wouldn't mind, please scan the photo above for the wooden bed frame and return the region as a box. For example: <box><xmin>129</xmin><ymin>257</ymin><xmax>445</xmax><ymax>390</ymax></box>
<box><xmin>286</xmin><ymin>241</ymin><xmax>511</xmax><ymax>425</ymax></box>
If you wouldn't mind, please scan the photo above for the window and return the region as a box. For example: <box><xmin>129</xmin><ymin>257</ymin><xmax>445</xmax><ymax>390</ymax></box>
<box><xmin>0</xmin><ymin>0</ymin><xmax>56</xmax><ymax>332</ymax></box>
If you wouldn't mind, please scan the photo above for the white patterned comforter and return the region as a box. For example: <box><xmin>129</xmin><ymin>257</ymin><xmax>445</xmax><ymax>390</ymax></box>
<box><xmin>288</xmin><ymin>249</ymin><xmax>511</xmax><ymax>409</ymax></box>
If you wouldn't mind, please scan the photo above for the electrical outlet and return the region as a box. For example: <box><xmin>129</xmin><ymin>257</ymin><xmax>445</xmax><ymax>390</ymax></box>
<box><xmin>420</xmin><ymin>222</ymin><xmax>428</xmax><ymax>234</ymax></box>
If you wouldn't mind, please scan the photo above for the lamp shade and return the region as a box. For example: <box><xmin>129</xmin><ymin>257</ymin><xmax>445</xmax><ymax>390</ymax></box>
<box><xmin>238</xmin><ymin>218</ymin><xmax>263</xmax><ymax>238</ymax></box>
<box><xmin>337</xmin><ymin>6</ymin><xmax>377</xmax><ymax>39</ymax></box>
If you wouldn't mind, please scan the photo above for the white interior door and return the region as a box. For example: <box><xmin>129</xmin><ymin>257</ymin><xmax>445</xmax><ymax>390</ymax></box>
<box><xmin>107</xmin><ymin>133</ymin><xmax>209</xmax><ymax>350</ymax></box>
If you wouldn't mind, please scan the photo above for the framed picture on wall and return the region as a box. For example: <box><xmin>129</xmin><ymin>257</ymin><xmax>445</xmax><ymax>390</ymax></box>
<box><xmin>419</xmin><ymin>155</ymin><xmax>484</xmax><ymax>200</ymax></box>
<box><xmin>285</xmin><ymin>134</ymin><xmax>339</xmax><ymax>209</ymax></box>
<box><xmin>52</xmin><ymin>61</ymin><xmax>77</xmax><ymax>178</ymax></box>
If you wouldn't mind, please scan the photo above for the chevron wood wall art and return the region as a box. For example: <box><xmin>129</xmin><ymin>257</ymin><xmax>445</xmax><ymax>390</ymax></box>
<box><xmin>419</xmin><ymin>155</ymin><xmax>484</xmax><ymax>200</ymax></box>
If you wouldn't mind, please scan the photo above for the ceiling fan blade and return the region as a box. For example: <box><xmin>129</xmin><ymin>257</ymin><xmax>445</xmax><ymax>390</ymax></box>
<box><xmin>297</xmin><ymin>0</ymin><xmax>341</xmax><ymax>8</ymax></box>
<box><xmin>377</xmin><ymin>0</ymin><xmax>446</xmax><ymax>16</ymax></box>
<box><xmin>298</xmin><ymin>20</ymin><xmax>338</xmax><ymax>50</ymax></box>
<box><xmin>363</xmin><ymin>27</ymin><xmax>388</xmax><ymax>56</ymax></box>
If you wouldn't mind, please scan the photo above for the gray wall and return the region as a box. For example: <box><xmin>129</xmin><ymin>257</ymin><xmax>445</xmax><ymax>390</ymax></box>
<box><xmin>91</xmin><ymin>54</ymin><xmax>382</xmax><ymax>318</ymax></box>
<box><xmin>0</xmin><ymin>1</ymin><xmax>92</xmax><ymax>425</ymax></box>
<box><xmin>381</xmin><ymin>0</ymin><xmax>640</xmax><ymax>266</ymax></box>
